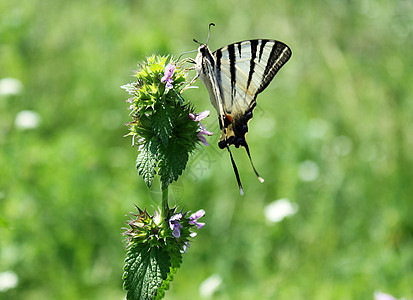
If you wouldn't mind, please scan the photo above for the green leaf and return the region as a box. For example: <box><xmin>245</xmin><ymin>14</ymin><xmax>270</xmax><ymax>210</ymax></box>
<box><xmin>151</xmin><ymin>105</ymin><xmax>174</xmax><ymax>148</ymax></box>
<box><xmin>155</xmin><ymin>249</ymin><xmax>183</xmax><ymax>299</ymax></box>
<box><xmin>123</xmin><ymin>243</ymin><xmax>171</xmax><ymax>300</ymax></box>
<box><xmin>136</xmin><ymin>139</ymin><xmax>158</xmax><ymax>188</ymax></box>
<box><xmin>158</xmin><ymin>140</ymin><xmax>189</xmax><ymax>190</ymax></box>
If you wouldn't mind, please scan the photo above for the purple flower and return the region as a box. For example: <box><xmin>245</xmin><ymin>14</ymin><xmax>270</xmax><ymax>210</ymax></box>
<box><xmin>189</xmin><ymin>209</ymin><xmax>205</xmax><ymax>229</ymax></box>
<box><xmin>161</xmin><ymin>64</ymin><xmax>175</xmax><ymax>89</ymax></box>
<box><xmin>189</xmin><ymin>111</ymin><xmax>213</xmax><ymax>146</ymax></box>
<box><xmin>182</xmin><ymin>232</ymin><xmax>198</xmax><ymax>253</ymax></box>
<box><xmin>182</xmin><ymin>241</ymin><xmax>190</xmax><ymax>254</ymax></box>
<box><xmin>169</xmin><ymin>212</ymin><xmax>183</xmax><ymax>238</ymax></box>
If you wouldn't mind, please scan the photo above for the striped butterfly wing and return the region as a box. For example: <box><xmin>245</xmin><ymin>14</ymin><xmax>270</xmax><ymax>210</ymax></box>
<box><xmin>195</xmin><ymin>39</ymin><xmax>291</xmax><ymax>195</ymax></box>
<box><xmin>213</xmin><ymin>39</ymin><xmax>292</xmax><ymax>149</ymax></box>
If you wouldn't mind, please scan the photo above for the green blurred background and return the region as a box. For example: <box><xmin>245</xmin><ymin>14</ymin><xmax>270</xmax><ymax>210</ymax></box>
<box><xmin>1</xmin><ymin>0</ymin><xmax>412</xmax><ymax>299</ymax></box>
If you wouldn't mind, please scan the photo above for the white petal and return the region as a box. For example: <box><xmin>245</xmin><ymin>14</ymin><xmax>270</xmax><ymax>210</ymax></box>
<box><xmin>374</xmin><ymin>291</ymin><xmax>398</xmax><ymax>300</ymax></box>
<box><xmin>0</xmin><ymin>271</ymin><xmax>18</xmax><ymax>292</ymax></box>
<box><xmin>264</xmin><ymin>198</ymin><xmax>298</xmax><ymax>223</ymax></box>
<box><xmin>0</xmin><ymin>78</ymin><xmax>23</xmax><ymax>96</ymax></box>
<box><xmin>15</xmin><ymin>110</ymin><xmax>41</xmax><ymax>130</ymax></box>
<box><xmin>199</xmin><ymin>274</ymin><xmax>222</xmax><ymax>298</ymax></box>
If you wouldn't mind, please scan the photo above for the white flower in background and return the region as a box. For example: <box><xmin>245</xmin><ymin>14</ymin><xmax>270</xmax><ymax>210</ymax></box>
<box><xmin>0</xmin><ymin>78</ymin><xmax>23</xmax><ymax>96</ymax></box>
<box><xmin>298</xmin><ymin>160</ymin><xmax>319</xmax><ymax>182</ymax></box>
<box><xmin>264</xmin><ymin>198</ymin><xmax>298</xmax><ymax>223</ymax></box>
<box><xmin>374</xmin><ymin>291</ymin><xmax>401</xmax><ymax>300</ymax></box>
<box><xmin>0</xmin><ymin>271</ymin><xmax>18</xmax><ymax>292</ymax></box>
<box><xmin>15</xmin><ymin>110</ymin><xmax>41</xmax><ymax>130</ymax></box>
<box><xmin>199</xmin><ymin>274</ymin><xmax>222</xmax><ymax>298</ymax></box>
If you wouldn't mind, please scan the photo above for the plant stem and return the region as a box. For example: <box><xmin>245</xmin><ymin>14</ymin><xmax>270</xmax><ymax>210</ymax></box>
<box><xmin>162</xmin><ymin>187</ymin><xmax>169</xmax><ymax>215</ymax></box>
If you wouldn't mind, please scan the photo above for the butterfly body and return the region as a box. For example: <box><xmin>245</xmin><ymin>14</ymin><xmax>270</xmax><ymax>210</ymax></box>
<box><xmin>194</xmin><ymin>38</ymin><xmax>292</xmax><ymax>194</ymax></box>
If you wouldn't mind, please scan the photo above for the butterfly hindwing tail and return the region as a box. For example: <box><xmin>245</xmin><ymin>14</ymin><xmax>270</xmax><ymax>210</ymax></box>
<box><xmin>226</xmin><ymin>145</ymin><xmax>244</xmax><ymax>196</ymax></box>
<box><xmin>243</xmin><ymin>142</ymin><xmax>264</xmax><ymax>183</ymax></box>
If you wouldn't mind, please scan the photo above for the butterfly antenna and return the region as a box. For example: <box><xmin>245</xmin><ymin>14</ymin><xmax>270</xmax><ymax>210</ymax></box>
<box><xmin>193</xmin><ymin>23</ymin><xmax>215</xmax><ymax>45</ymax></box>
<box><xmin>243</xmin><ymin>143</ymin><xmax>265</xmax><ymax>183</ymax></box>
<box><xmin>226</xmin><ymin>145</ymin><xmax>244</xmax><ymax>196</ymax></box>
<box><xmin>206</xmin><ymin>23</ymin><xmax>215</xmax><ymax>44</ymax></box>
<box><xmin>177</xmin><ymin>50</ymin><xmax>198</xmax><ymax>62</ymax></box>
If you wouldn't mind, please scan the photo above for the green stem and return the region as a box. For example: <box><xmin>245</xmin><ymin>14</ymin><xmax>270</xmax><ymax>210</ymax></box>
<box><xmin>162</xmin><ymin>187</ymin><xmax>169</xmax><ymax>215</ymax></box>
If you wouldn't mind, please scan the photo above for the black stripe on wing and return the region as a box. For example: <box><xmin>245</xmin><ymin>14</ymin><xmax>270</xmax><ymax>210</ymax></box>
<box><xmin>215</xmin><ymin>48</ymin><xmax>223</xmax><ymax>94</ymax></box>
<box><xmin>228</xmin><ymin>43</ymin><xmax>237</xmax><ymax>105</ymax></box>
<box><xmin>246</xmin><ymin>40</ymin><xmax>258</xmax><ymax>90</ymax></box>
<box><xmin>257</xmin><ymin>42</ymin><xmax>292</xmax><ymax>94</ymax></box>
<box><xmin>258</xmin><ymin>39</ymin><xmax>268</xmax><ymax>62</ymax></box>
<box><xmin>212</xmin><ymin>39</ymin><xmax>291</xmax><ymax>113</ymax></box>
<box><xmin>237</xmin><ymin>42</ymin><xmax>242</xmax><ymax>57</ymax></box>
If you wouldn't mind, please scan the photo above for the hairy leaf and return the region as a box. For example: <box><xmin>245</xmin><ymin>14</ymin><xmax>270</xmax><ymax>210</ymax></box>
<box><xmin>123</xmin><ymin>243</ymin><xmax>171</xmax><ymax>300</ymax></box>
<box><xmin>155</xmin><ymin>248</ymin><xmax>183</xmax><ymax>299</ymax></box>
<box><xmin>136</xmin><ymin>139</ymin><xmax>158</xmax><ymax>188</ymax></box>
<box><xmin>151</xmin><ymin>105</ymin><xmax>174</xmax><ymax>148</ymax></box>
<box><xmin>158</xmin><ymin>140</ymin><xmax>189</xmax><ymax>190</ymax></box>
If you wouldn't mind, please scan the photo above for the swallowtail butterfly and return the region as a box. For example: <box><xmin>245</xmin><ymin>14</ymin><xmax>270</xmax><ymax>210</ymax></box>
<box><xmin>193</xmin><ymin>23</ymin><xmax>292</xmax><ymax>195</ymax></box>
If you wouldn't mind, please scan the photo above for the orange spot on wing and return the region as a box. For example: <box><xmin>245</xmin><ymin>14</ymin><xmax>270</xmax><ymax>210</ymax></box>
<box><xmin>225</xmin><ymin>113</ymin><xmax>233</xmax><ymax>123</ymax></box>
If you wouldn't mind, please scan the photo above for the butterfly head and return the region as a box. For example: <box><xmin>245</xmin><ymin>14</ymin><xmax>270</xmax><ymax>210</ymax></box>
<box><xmin>195</xmin><ymin>39</ymin><xmax>215</xmax><ymax>60</ymax></box>
<box><xmin>197</xmin><ymin>44</ymin><xmax>211</xmax><ymax>57</ymax></box>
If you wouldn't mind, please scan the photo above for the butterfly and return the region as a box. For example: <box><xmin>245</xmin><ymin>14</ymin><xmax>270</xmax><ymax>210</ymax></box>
<box><xmin>191</xmin><ymin>23</ymin><xmax>292</xmax><ymax>195</ymax></box>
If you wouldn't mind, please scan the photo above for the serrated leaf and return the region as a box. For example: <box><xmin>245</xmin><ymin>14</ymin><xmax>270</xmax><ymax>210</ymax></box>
<box><xmin>136</xmin><ymin>139</ymin><xmax>158</xmax><ymax>188</ymax></box>
<box><xmin>123</xmin><ymin>243</ymin><xmax>171</xmax><ymax>300</ymax></box>
<box><xmin>151</xmin><ymin>106</ymin><xmax>174</xmax><ymax>148</ymax></box>
<box><xmin>155</xmin><ymin>249</ymin><xmax>183</xmax><ymax>299</ymax></box>
<box><xmin>158</xmin><ymin>140</ymin><xmax>189</xmax><ymax>190</ymax></box>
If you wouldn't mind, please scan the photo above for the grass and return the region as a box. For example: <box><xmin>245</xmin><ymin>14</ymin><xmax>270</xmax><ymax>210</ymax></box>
<box><xmin>1</xmin><ymin>0</ymin><xmax>413</xmax><ymax>299</ymax></box>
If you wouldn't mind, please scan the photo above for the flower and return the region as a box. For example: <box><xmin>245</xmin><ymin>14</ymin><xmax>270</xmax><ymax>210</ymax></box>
<box><xmin>374</xmin><ymin>291</ymin><xmax>399</xmax><ymax>300</ymax></box>
<box><xmin>0</xmin><ymin>271</ymin><xmax>18</xmax><ymax>292</ymax></box>
<box><xmin>263</xmin><ymin>198</ymin><xmax>298</xmax><ymax>223</ymax></box>
<box><xmin>0</xmin><ymin>78</ymin><xmax>23</xmax><ymax>96</ymax></box>
<box><xmin>189</xmin><ymin>110</ymin><xmax>213</xmax><ymax>146</ymax></box>
<box><xmin>14</xmin><ymin>110</ymin><xmax>41</xmax><ymax>130</ymax></box>
<box><xmin>169</xmin><ymin>208</ymin><xmax>205</xmax><ymax>252</ymax></box>
<box><xmin>189</xmin><ymin>209</ymin><xmax>205</xmax><ymax>229</ymax></box>
<box><xmin>161</xmin><ymin>64</ymin><xmax>175</xmax><ymax>89</ymax></box>
<box><xmin>199</xmin><ymin>274</ymin><xmax>223</xmax><ymax>298</ymax></box>
<box><xmin>124</xmin><ymin>205</ymin><xmax>206</xmax><ymax>255</ymax></box>
<box><xmin>182</xmin><ymin>241</ymin><xmax>190</xmax><ymax>254</ymax></box>
<box><xmin>169</xmin><ymin>212</ymin><xmax>183</xmax><ymax>238</ymax></box>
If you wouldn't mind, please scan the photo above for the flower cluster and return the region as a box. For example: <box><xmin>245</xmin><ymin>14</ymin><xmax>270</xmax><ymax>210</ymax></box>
<box><xmin>161</xmin><ymin>64</ymin><xmax>175</xmax><ymax>89</ymax></box>
<box><xmin>189</xmin><ymin>111</ymin><xmax>213</xmax><ymax>146</ymax></box>
<box><xmin>124</xmin><ymin>206</ymin><xmax>205</xmax><ymax>253</ymax></box>
<box><xmin>121</xmin><ymin>55</ymin><xmax>211</xmax><ymax>299</ymax></box>
<box><xmin>121</xmin><ymin>56</ymin><xmax>213</xmax><ymax>189</ymax></box>
<box><xmin>169</xmin><ymin>209</ymin><xmax>205</xmax><ymax>253</ymax></box>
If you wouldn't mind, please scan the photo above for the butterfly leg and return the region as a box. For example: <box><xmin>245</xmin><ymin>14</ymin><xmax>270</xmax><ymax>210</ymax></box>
<box><xmin>181</xmin><ymin>74</ymin><xmax>199</xmax><ymax>92</ymax></box>
<box><xmin>178</xmin><ymin>57</ymin><xmax>196</xmax><ymax>67</ymax></box>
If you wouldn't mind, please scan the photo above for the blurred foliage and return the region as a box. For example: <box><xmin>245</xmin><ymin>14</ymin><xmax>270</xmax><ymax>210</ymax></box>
<box><xmin>1</xmin><ymin>0</ymin><xmax>413</xmax><ymax>299</ymax></box>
